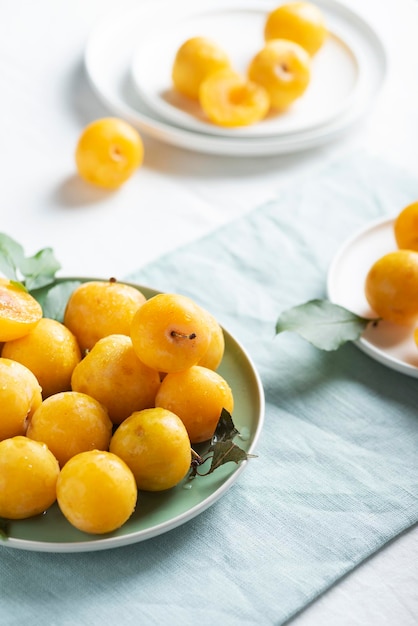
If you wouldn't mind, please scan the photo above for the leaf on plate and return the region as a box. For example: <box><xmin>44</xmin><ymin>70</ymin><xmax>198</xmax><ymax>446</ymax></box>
<box><xmin>31</xmin><ymin>280</ymin><xmax>82</xmax><ymax>323</ymax></box>
<box><xmin>0</xmin><ymin>518</ymin><xmax>9</xmax><ymax>540</ymax></box>
<box><xmin>276</xmin><ymin>298</ymin><xmax>378</xmax><ymax>351</ymax></box>
<box><xmin>189</xmin><ymin>409</ymin><xmax>256</xmax><ymax>478</ymax></box>
<box><xmin>210</xmin><ymin>407</ymin><xmax>240</xmax><ymax>445</ymax></box>
<box><xmin>207</xmin><ymin>440</ymin><xmax>250</xmax><ymax>474</ymax></box>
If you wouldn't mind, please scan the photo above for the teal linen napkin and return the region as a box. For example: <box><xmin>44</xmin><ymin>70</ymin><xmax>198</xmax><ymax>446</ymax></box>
<box><xmin>3</xmin><ymin>152</ymin><xmax>418</xmax><ymax>626</ymax></box>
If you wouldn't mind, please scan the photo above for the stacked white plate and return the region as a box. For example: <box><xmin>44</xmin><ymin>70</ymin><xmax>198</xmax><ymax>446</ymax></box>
<box><xmin>327</xmin><ymin>218</ymin><xmax>418</xmax><ymax>378</ymax></box>
<box><xmin>84</xmin><ymin>0</ymin><xmax>387</xmax><ymax>156</ymax></box>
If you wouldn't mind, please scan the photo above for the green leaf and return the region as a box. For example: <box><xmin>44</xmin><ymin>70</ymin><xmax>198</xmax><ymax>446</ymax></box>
<box><xmin>10</xmin><ymin>280</ymin><xmax>27</xmax><ymax>292</ymax></box>
<box><xmin>0</xmin><ymin>233</ymin><xmax>61</xmax><ymax>290</ymax></box>
<box><xmin>0</xmin><ymin>233</ymin><xmax>24</xmax><ymax>280</ymax></box>
<box><xmin>31</xmin><ymin>280</ymin><xmax>82</xmax><ymax>322</ymax></box>
<box><xmin>210</xmin><ymin>407</ymin><xmax>240</xmax><ymax>446</ymax></box>
<box><xmin>276</xmin><ymin>299</ymin><xmax>378</xmax><ymax>351</ymax></box>
<box><xmin>207</xmin><ymin>440</ymin><xmax>250</xmax><ymax>473</ymax></box>
<box><xmin>189</xmin><ymin>409</ymin><xmax>256</xmax><ymax>478</ymax></box>
<box><xmin>0</xmin><ymin>518</ymin><xmax>9</xmax><ymax>540</ymax></box>
<box><xmin>20</xmin><ymin>247</ymin><xmax>61</xmax><ymax>291</ymax></box>
<box><xmin>0</xmin><ymin>232</ymin><xmax>77</xmax><ymax>320</ymax></box>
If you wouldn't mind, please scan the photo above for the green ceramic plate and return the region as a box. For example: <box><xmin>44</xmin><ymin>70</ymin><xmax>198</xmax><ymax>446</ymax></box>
<box><xmin>2</xmin><ymin>282</ymin><xmax>265</xmax><ymax>553</ymax></box>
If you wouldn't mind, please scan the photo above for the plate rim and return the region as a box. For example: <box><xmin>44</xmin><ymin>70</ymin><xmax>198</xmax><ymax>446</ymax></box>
<box><xmin>84</xmin><ymin>0</ymin><xmax>388</xmax><ymax>156</ymax></box>
<box><xmin>2</xmin><ymin>278</ymin><xmax>265</xmax><ymax>553</ymax></box>
<box><xmin>327</xmin><ymin>217</ymin><xmax>418</xmax><ymax>378</ymax></box>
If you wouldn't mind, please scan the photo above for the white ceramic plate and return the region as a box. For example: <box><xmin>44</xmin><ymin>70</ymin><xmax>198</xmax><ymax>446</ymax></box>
<box><xmin>130</xmin><ymin>5</ymin><xmax>360</xmax><ymax>138</ymax></box>
<box><xmin>2</xmin><ymin>281</ymin><xmax>265</xmax><ymax>553</ymax></box>
<box><xmin>84</xmin><ymin>0</ymin><xmax>387</xmax><ymax>156</ymax></box>
<box><xmin>327</xmin><ymin>218</ymin><xmax>418</xmax><ymax>377</ymax></box>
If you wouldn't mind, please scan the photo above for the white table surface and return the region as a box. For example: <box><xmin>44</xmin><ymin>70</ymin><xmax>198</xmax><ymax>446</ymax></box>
<box><xmin>1</xmin><ymin>0</ymin><xmax>418</xmax><ymax>624</ymax></box>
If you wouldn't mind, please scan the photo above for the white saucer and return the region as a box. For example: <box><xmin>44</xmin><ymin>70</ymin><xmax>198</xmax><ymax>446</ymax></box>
<box><xmin>327</xmin><ymin>217</ymin><xmax>418</xmax><ymax>378</ymax></box>
<box><xmin>84</xmin><ymin>0</ymin><xmax>387</xmax><ymax>156</ymax></box>
<box><xmin>130</xmin><ymin>5</ymin><xmax>361</xmax><ymax>138</ymax></box>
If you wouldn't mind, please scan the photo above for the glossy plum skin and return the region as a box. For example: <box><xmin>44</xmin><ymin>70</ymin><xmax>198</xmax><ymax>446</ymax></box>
<box><xmin>56</xmin><ymin>450</ymin><xmax>137</xmax><ymax>534</ymax></box>
<box><xmin>155</xmin><ymin>365</ymin><xmax>234</xmax><ymax>444</ymax></box>
<box><xmin>109</xmin><ymin>407</ymin><xmax>192</xmax><ymax>492</ymax></box>
<box><xmin>365</xmin><ymin>250</ymin><xmax>418</xmax><ymax>325</ymax></box>
<box><xmin>71</xmin><ymin>334</ymin><xmax>161</xmax><ymax>425</ymax></box>
<box><xmin>394</xmin><ymin>201</ymin><xmax>418</xmax><ymax>251</ymax></box>
<box><xmin>248</xmin><ymin>39</ymin><xmax>311</xmax><ymax>110</ymax></box>
<box><xmin>0</xmin><ymin>357</ymin><xmax>42</xmax><ymax>441</ymax></box>
<box><xmin>75</xmin><ymin>118</ymin><xmax>144</xmax><ymax>189</ymax></box>
<box><xmin>64</xmin><ymin>280</ymin><xmax>146</xmax><ymax>354</ymax></box>
<box><xmin>264</xmin><ymin>2</ymin><xmax>327</xmax><ymax>56</ymax></box>
<box><xmin>26</xmin><ymin>391</ymin><xmax>113</xmax><ymax>467</ymax></box>
<box><xmin>0</xmin><ymin>436</ymin><xmax>60</xmax><ymax>520</ymax></box>
<box><xmin>2</xmin><ymin>317</ymin><xmax>81</xmax><ymax>398</ymax></box>
<box><xmin>130</xmin><ymin>293</ymin><xmax>211</xmax><ymax>373</ymax></box>
<box><xmin>198</xmin><ymin>311</ymin><xmax>225</xmax><ymax>370</ymax></box>
<box><xmin>172</xmin><ymin>37</ymin><xmax>231</xmax><ymax>100</ymax></box>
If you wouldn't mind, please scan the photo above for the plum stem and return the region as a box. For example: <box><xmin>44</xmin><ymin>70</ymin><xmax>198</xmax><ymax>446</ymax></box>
<box><xmin>170</xmin><ymin>330</ymin><xmax>196</xmax><ymax>340</ymax></box>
